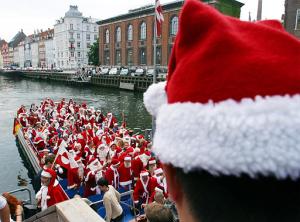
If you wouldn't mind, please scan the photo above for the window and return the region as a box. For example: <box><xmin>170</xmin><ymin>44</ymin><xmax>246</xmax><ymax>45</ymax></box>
<box><xmin>140</xmin><ymin>22</ymin><xmax>147</xmax><ymax>40</ymax></box>
<box><xmin>104</xmin><ymin>50</ymin><xmax>110</xmax><ymax>65</ymax></box>
<box><xmin>77</xmin><ymin>42</ymin><xmax>81</xmax><ymax>48</ymax></box>
<box><xmin>139</xmin><ymin>48</ymin><xmax>146</xmax><ymax>65</ymax></box>
<box><xmin>70</xmin><ymin>32</ymin><xmax>74</xmax><ymax>39</ymax></box>
<box><xmin>170</xmin><ymin>16</ymin><xmax>179</xmax><ymax>35</ymax></box>
<box><xmin>105</xmin><ymin>29</ymin><xmax>109</xmax><ymax>44</ymax></box>
<box><xmin>71</xmin><ymin>52</ymin><xmax>74</xmax><ymax>57</ymax></box>
<box><xmin>70</xmin><ymin>24</ymin><xmax>73</xmax><ymax>30</ymax></box>
<box><xmin>86</xmin><ymin>34</ymin><xmax>90</xmax><ymax>41</ymax></box>
<box><xmin>77</xmin><ymin>33</ymin><xmax>80</xmax><ymax>39</ymax></box>
<box><xmin>116</xmin><ymin>27</ymin><xmax>121</xmax><ymax>42</ymax></box>
<box><xmin>87</xmin><ymin>43</ymin><xmax>91</xmax><ymax>48</ymax></box>
<box><xmin>154</xmin><ymin>46</ymin><xmax>162</xmax><ymax>65</ymax></box>
<box><xmin>115</xmin><ymin>49</ymin><xmax>121</xmax><ymax>65</ymax></box>
<box><xmin>94</xmin><ymin>26</ymin><xmax>97</xmax><ymax>32</ymax></box>
<box><xmin>296</xmin><ymin>9</ymin><xmax>300</xmax><ymax>30</ymax></box>
<box><xmin>127</xmin><ymin>24</ymin><xmax>133</xmax><ymax>41</ymax></box>
<box><xmin>94</xmin><ymin>35</ymin><xmax>97</xmax><ymax>41</ymax></box>
<box><xmin>127</xmin><ymin>49</ymin><xmax>133</xmax><ymax>65</ymax></box>
<box><xmin>77</xmin><ymin>52</ymin><xmax>81</xmax><ymax>58</ymax></box>
<box><xmin>86</xmin><ymin>25</ymin><xmax>90</xmax><ymax>31</ymax></box>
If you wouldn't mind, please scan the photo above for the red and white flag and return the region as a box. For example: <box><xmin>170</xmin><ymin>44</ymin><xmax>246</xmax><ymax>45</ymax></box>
<box><xmin>155</xmin><ymin>0</ymin><xmax>164</xmax><ymax>37</ymax></box>
<box><xmin>55</xmin><ymin>146</ymin><xmax>78</xmax><ymax>170</ymax></box>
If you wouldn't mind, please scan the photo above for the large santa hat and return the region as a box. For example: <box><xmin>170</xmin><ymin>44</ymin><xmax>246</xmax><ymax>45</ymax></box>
<box><xmin>144</xmin><ymin>0</ymin><xmax>300</xmax><ymax>179</ymax></box>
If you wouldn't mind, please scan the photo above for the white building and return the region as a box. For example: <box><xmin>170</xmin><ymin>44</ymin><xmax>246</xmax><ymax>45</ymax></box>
<box><xmin>31</xmin><ymin>40</ymin><xmax>39</xmax><ymax>68</ymax></box>
<box><xmin>54</xmin><ymin>5</ymin><xmax>98</xmax><ymax>70</ymax></box>
<box><xmin>18</xmin><ymin>41</ymin><xmax>25</xmax><ymax>68</ymax></box>
<box><xmin>24</xmin><ymin>37</ymin><xmax>32</xmax><ymax>67</ymax></box>
<box><xmin>13</xmin><ymin>47</ymin><xmax>19</xmax><ymax>67</ymax></box>
<box><xmin>0</xmin><ymin>53</ymin><xmax>3</xmax><ymax>69</ymax></box>
<box><xmin>44</xmin><ymin>29</ymin><xmax>55</xmax><ymax>69</ymax></box>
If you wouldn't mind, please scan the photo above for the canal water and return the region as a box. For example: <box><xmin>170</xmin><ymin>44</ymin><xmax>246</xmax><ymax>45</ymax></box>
<box><xmin>0</xmin><ymin>73</ymin><xmax>151</xmax><ymax>200</ymax></box>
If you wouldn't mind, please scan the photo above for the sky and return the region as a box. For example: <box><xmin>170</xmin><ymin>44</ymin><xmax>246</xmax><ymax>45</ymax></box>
<box><xmin>0</xmin><ymin>0</ymin><xmax>285</xmax><ymax>41</ymax></box>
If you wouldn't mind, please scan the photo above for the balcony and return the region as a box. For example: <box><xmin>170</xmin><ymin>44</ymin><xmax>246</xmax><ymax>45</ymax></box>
<box><xmin>69</xmin><ymin>38</ymin><xmax>75</xmax><ymax>43</ymax></box>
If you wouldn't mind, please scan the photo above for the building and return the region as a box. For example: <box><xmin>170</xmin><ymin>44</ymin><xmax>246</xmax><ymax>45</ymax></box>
<box><xmin>44</xmin><ymin>29</ymin><xmax>55</xmax><ymax>69</ymax></box>
<box><xmin>284</xmin><ymin>0</ymin><xmax>300</xmax><ymax>38</ymax></box>
<box><xmin>1</xmin><ymin>41</ymin><xmax>9</xmax><ymax>67</ymax></box>
<box><xmin>54</xmin><ymin>5</ymin><xmax>99</xmax><ymax>70</ymax></box>
<box><xmin>18</xmin><ymin>40</ymin><xmax>25</xmax><ymax>68</ymax></box>
<box><xmin>24</xmin><ymin>37</ymin><xmax>32</xmax><ymax>67</ymax></box>
<box><xmin>8</xmin><ymin>30</ymin><xmax>26</xmax><ymax>67</ymax></box>
<box><xmin>98</xmin><ymin>0</ymin><xmax>243</xmax><ymax>67</ymax></box>
<box><xmin>0</xmin><ymin>40</ymin><xmax>7</xmax><ymax>69</ymax></box>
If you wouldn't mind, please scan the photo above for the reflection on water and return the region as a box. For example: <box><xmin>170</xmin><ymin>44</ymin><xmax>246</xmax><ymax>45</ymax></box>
<box><xmin>0</xmin><ymin>74</ymin><xmax>151</xmax><ymax>199</ymax></box>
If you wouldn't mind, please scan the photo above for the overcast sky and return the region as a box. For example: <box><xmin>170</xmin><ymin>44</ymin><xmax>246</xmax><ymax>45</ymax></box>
<box><xmin>0</xmin><ymin>0</ymin><xmax>285</xmax><ymax>41</ymax></box>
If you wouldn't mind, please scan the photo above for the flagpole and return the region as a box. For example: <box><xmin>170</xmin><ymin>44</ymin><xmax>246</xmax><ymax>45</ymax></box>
<box><xmin>152</xmin><ymin>2</ymin><xmax>158</xmax><ymax>139</ymax></box>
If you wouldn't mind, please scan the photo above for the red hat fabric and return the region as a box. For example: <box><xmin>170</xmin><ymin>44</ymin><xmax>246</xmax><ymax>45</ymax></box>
<box><xmin>111</xmin><ymin>158</ymin><xmax>120</xmax><ymax>166</ymax></box>
<box><xmin>144</xmin><ymin>0</ymin><xmax>300</xmax><ymax>179</ymax></box>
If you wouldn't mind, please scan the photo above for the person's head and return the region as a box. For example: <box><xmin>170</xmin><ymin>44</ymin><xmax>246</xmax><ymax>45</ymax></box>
<box><xmin>44</xmin><ymin>154</ymin><xmax>55</xmax><ymax>168</ymax></box>
<box><xmin>145</xmin><ymin>202</ymin><xmax>174</xmax><ymax>222</ymax></box>
<box><xmin>143</xmin><ymin>1</ymin><xmax>300</xmax><ymax>222</ymax></box>
<box><xmin>124</xmin><ymin>156</ymin><xmax>132</xmax><ymax>168</ymax></box>
<box><xmin>140</xmin><ymin>171</ymin><xmax>149</xmax><ymax>184</ymax></box>
<box><xmin>153</xmin><ymin>191</ymin><xmax>165</xmax><ymax>205</ymax></box>
<box><xmin>41</xmin><ymin>170</ymin><xmax>52</xmax><ymax>186</ymax></box>
<box><xmin>97</xmin><ymin>178</ymin><xmax>109</xmax><ymax>192</ymax></box>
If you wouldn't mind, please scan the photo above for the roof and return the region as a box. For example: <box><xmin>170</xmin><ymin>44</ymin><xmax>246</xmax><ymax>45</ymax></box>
<box><xmin>0</xmin><ymin>40</ymin><xmax>7</xmax><ymax>48</ymax></box>
<box><xmin>97</xmin><ymin>0</ymin><xmax>184</xmax><ymax>25</ymax></box>
<box><xmin>8</xmin><ymin>31</ymin><xmax>26</xmax><ymax>48</ymax></box>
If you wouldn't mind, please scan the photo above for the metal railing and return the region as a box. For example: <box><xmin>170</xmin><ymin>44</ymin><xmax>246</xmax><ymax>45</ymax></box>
<box><xmin>9</xmin><ymin>187</ymin><xmax>33</xmax><ymax>205</ymax></box>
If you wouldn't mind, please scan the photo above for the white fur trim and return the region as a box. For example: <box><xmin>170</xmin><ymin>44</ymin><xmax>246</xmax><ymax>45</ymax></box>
<box><xmin>153</xmin><ymin>95</ymin><xmax>300</xmax><ymax>180</ymax></box>
<box><xmin>155</xmin><ymin>187</ymin><xmax>163</xmax><ymax>193</ymax></box>
<box><xmin>140</xmin><ymin>171</ymin><xmax>149</xmax><ymax>177</ymax></box>
<box><xmin>41</xmin><ymin>171</ymin><xmax>51</xmax><ymax>178</ymax></box>
<box><xmin>144</xmin><ymin>82</ymin><xmax>167</xmax><ymax>117</ymax></box>
<box><xmin>120</xmin><ymin>180</ymin><xmax>132</xmax><ymax>186</ymax></box>
<box><xmin>124</xmin><ymin>156</ymin><xmax>132</xmax><ymax>161</ymax></box>
<box><xmin>149</xmin><ymin>160</ymin><xmax>156</xmax><ymax>165</ymax></box>
<box><xmin>154</xmin><ymin>168</ymin><xmax>163</xmax><ymax>175</ymax></box>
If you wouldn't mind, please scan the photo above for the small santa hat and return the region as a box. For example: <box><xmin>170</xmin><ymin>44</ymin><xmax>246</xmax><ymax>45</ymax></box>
<box><xmin>124</xmin><ymin>155</ymin><xmax>132</xmax><ymax>161</ymax></box>
<box><xmin>148</xmin><ymin>157</ymin><xmax>156</xmax><ymax>165</ymax></box>
<box><xmin>140</xmin><ymin>170</ymin><xmax>149</xmax><ymax>177</ymax></box>
<box><xmin>144</xmin><ymin>0</ymin><xmax>300</xmax><ymax>180</ymax></box>
<box><xmin>111</xmin><ymin>158</ymin><xmax>120</xmax><ymax>166</ymax></box>
<box><xmin>154</xmin><ymin>168</ymin><xmax>163</xmax><ymax>175</ymax></box>
<box><xmin>41</xmin><ymin>168</ymin><xmax>56</xmax><ymax>178</ymax></box>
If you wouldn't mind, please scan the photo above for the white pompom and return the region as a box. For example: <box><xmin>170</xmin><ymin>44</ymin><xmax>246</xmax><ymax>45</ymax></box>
<box><xmin>144</xmin><ymin>81</ymin><xmax>168</xmax><ymax>116</ymax></box>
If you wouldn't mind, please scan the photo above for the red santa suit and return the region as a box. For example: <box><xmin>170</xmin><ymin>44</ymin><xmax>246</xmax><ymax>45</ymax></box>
<box><xmin>118</xmin><ymin>156</ymin><xmax>133</xmax><ymax>190</ymax></box>
<box><xmin>36</xmin><ymin>168</ymin><xmax>68</xmax><ymax>211</ymax></box>
<box><xmin>33</xmin><ymin>136</ymin><xmax>46</xmax><ymax>151</ymax></box>
<box><xmin>83</xmin><ymin>158</ymin><xmax>102</xmax><ymax>197</ymax></box>
<box><xmin>105</xmin><ymin>159</ymin><xmax>120</xmax><ymax>189</ymax></box>
<box><xmin>132</xmin><ymin>151</ymin><xmax>151</xmax><ymax>181</ymax></box>
<box><xmin>133</xmin><ymin>171</ymin><xmax>158</xmax><ymax>205</ymax></box>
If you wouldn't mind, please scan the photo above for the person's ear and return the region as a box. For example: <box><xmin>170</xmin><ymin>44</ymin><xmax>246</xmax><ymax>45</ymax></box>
<box><xmin>162</xmin><ymin>164</ymin><xmax>183</xmax><ymax>203</ymax></box>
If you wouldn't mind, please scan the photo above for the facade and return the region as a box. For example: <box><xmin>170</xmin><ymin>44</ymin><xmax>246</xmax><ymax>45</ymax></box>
<box><xmin>44</xmin><ymin>30</ymin><xmax>55</xmax><ymax>69</ymax></box>
<box><xmin>24</xmin><ymin>37</ymin><xmax>32</xmax><ymax>67</ymax></box>
<box><xmin>2</xmin><ymin>42</ymin><xmax>9</xmax><ymax>67</ymax></box>
<box><xmin>0</xmin><ymin>40</ymin><xmax>7</xmax><ymax>68</ymax></box>
<box><xmin>18</xmin><ymin>41</ymin><xmax>25</xmax><ymax>68</ymax></box>
<box><xmin>38</xmin><ymin>29</ymin><xmax>54</xmax><ymax>68</ymax></box>
<box><xmin>7</xmin><ymin>30</ymin><xmax>26</xmax><ymax>67</ymax></box>
<box><xmin>31</xmin><ymin>40</ymin><xmax>39</xmax><ymax>68</ymax></box>
<box><xmin>98</xmin><ymin>0</ymin><xmax>243</xmax><ymax>67</ymax></box>
<box><xmin>54</xmin><ymin>5</ymin><xmax>99</xmax><ymax>69</ymax></box>
<box><xmin>284</xmin><ymin>0</ymin><xmax>300</xmax><ymax>38</ymax></box>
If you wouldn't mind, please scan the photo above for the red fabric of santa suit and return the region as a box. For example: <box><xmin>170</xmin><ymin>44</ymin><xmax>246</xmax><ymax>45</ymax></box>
<box><xmin>119</xmin><ymin>157</ymin><xmax>133</xmax><ymax>190</ymax></box>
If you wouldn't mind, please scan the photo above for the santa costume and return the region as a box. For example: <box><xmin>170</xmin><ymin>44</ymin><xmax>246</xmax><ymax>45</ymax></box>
<box><xmin>133</xmin><ymin>171</ymin><xmax>158</xmax><ymax>206</ymax></box>
<box><xmin>105</xmin><ymin>159</ymin><xmax>120</xmax><ymax>189</ymax></box>
<box><xmin>118</xmin><ymin>156</ymin><xmax>133</xmax><ymax>190</ymax></box>
<box><xmin>36</xmin><ymin>168</ymin><xmax>68</xmax><ymax>211</ymax></box>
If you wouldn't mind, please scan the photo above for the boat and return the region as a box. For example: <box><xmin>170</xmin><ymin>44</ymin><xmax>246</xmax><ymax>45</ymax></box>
<box><xmin>13</xmin><ymin>99</ymin><xmax>154</xmax><ymax>222</ymax></box>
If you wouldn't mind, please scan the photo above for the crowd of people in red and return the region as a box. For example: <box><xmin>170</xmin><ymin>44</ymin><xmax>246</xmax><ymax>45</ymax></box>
<box><xmin>16</xmin><ymin>98</ymin><xmax>168</xmax><ymax>209</ymax></box>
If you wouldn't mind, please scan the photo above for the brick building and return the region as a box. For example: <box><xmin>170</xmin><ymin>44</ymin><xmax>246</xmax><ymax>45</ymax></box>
<box><xmin>98</xmin><ymin>0</ymin><xmax>243</xmax><ymax>67</ymax></box>
<box><xmin>284</xmin><ymin>0</ymin><xmax>300</xmax><ymax>38</ymax></box>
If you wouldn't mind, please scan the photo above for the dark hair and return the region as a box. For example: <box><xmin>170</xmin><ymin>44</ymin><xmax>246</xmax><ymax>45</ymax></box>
<box><xmin>44</xmin><ymin>154</ymin><xmax>55</xmax><ymax>165</ymax></box>
<box><xmin>97</xmin><ymin>177</ymin><xmax>109</xmax><ymax>187</ymax></box>
<box><xmin>174</xmin><ymin>167</ymin><xmax>300</xmax><ymax>222</ymax></box>
<box><xmin>145</xmin><ymin>202</ymin><xmax>174</xmax><ymax>222</ymax></box>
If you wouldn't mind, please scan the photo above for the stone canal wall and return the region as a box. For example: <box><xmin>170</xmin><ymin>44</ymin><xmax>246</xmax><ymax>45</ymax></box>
<box><xmin>16</xmin><ymin>71</ymin><xmax>165</xmax><ymax>92</ymax></box>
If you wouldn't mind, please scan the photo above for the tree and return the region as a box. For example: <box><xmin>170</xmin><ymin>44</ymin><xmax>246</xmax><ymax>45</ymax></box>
<box><xmin>88</xmin><ymin>38</ymin><xmax>99</xmax><ymax>66</ymax></box>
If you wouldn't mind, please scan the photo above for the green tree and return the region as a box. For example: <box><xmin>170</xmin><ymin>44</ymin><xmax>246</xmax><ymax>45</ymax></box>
<box><xmin>88</xmin><ymin>38</ymin><xmax>99</xmax><ymax>66</ymax></box>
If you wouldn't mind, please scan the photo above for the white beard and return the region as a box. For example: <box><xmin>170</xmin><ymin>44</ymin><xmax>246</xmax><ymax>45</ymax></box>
<box><xmin>98</xmin><ymin>149</ymin><xmax>108</xmax><ymax>160</ymax></box>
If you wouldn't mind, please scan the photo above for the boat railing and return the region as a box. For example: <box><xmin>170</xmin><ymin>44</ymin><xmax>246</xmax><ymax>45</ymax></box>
<box><xmin>133</xmin><ymin>128</ymin><xmax>153</xmax><ymax>141</ymax></box>
<box><xmin>8</xmin><ymin>187</ymin><xmax>33</xmax><ymax>205</ymax></box>
<box><xmin>89</xmin><ymin>190</ymin><xmax>139</xmax><ymax>219</ymax></box>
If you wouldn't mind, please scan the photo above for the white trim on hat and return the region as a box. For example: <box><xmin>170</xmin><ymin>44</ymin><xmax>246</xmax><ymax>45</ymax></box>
<box><xmin>149</xmin><ymin>159</ymin><xmax>156</xmax><ymax>165</ymax></box>
<box><xmin>140</xmin><ymin>171</ymin><xmax>149</xmax><ymax>177</ymax></box>
<box><xmin>149</xmin><ymin>93</ymin><xmax>300</xmax><ymax>180</ymax></box>
<box><xmin>154</xmin><ymin>168</ymin><xmax>163</xmax><ymax>175</ymax></box>
<box><xmin>124</xmin><ymin>156</ymin><xmax>132</xmax><ymax>161</ymax></box>
<box><xmin>41</xmin><ymin>171</ymin><xmax>52</xmax><ymax>178</ymax></box>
